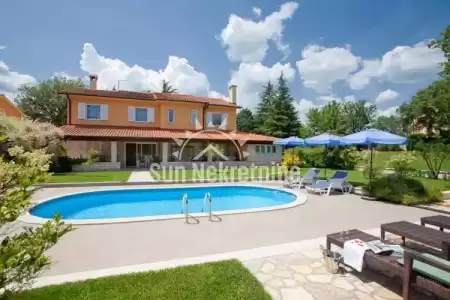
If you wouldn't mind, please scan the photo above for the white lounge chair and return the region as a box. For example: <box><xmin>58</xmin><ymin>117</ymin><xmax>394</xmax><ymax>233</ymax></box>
<box><xmin>305</xmin><ymin>170</ymin><xmax>352</xmax><ymax>196</ymax></box>
<box><xmin>284</xmin><ymin>168</ymin><xmax>320</xmax><ymax>188</ymax></box>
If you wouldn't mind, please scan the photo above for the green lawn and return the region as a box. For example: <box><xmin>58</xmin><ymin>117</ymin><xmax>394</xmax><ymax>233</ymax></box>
<box><xmin>11</xmin><ymin>260</ymin><xmax>270</xmax><ymax>300</ymax></box>
<box><xmin>357</xmin><ymin>151</ymin><xmax>450</xmax><ymax>171</ymax></box>
<box><xmin>48</xmin><ymin>171</ymin><xmax>131</xmax><ymax>183</ymax></box>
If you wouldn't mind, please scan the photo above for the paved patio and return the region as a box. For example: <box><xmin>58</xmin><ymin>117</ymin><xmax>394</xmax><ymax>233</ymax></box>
<box><xmin>28</xmin><ymin>183</ymin><xmax>442</xmax><ymax>277</ymax></box>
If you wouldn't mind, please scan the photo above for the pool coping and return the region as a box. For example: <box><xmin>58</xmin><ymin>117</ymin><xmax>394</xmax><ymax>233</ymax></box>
<box><xmin>18</xmin><ymin>183</ymin><xmax>307</xmax><ymax>225</ymax></box>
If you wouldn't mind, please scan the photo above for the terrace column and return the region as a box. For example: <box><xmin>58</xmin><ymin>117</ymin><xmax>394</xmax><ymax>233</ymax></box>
<box><xmin>162</xmin><ymin>142</ymin><xmax>169</xmax><ymax>163</ymax></box>
<box><xmin>111</xmin><ymin>141</ymin><xmax>117</xmax><ymax>163</ymax></box>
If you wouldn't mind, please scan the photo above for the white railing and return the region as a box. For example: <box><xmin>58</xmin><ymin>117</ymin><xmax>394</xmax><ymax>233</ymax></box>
<box><xmin>181</xmin><ymin>193</ymin><xmax>188</xmax><ymax>223</ymax></box>
<box><xmin>202</xmin><ymin>192</ymin><xmax>212</xmax><ymax>221</ymax></box>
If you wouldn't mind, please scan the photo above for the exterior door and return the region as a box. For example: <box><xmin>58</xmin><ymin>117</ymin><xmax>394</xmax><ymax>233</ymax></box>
<box><xmin>126</xmin><ymin>143</ymin><xmax>137</xmax><ymax>167</ymax></box>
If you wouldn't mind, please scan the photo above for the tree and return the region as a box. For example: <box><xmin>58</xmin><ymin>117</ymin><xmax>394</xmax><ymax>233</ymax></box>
<box><xmin>429</xmin><ymin>25</ymin><xmax>450</xmax><ymax>77</ymax></box>
<box><xmin>262</xmin><ymin>74</ymin><xmax>300</xmax><ymax>138</ymax></box>
<box><xmin>399</xmin><ymin>77</ymin><xmax>450</xmax><ymax>138</ymax></box>
<box><xmin>416</xmin><ymin>141</ymin><xmax>450</xmax><ymax>179</ymax></box>
<box><xmin>0</xmin><ymin>146</ymin><xmax>71</xmax><ymax>295</ymax></box>
<box><xmin>254</xmin><ymin>81</ymin><xmax>275</xmax><ymax>134</ymax></box>
<box><xmin>374</xmin><ymin>114</ymin><xmax>406</xmax><ymax>136</ymax></box>
<box><xmin>306</xmin><ymin>101</ymin><xmax>347</xmax><ymax>135</ymax></box>
<box><xmin>343</xmin><ymin>100</ymin><xmax>377</xmax><ymax>134</ymax></box>
<box><xmin>160</xmin><ymin>79</ymin><xmax>177</xmax><ymax>93</ymax></box>
<box><xmin>16</xmin><ymin>76</ymin><xmax>85</xmax><ymax>126</ymax></box>
<box><xmin>236</xmin><ymin>108</ymin><xmax>255</xmax><ymax>132</ymax></box>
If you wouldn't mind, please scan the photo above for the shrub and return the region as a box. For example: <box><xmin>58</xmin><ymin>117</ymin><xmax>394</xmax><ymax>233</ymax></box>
<box><xmin>388</xmin><ymin>152</ymin><xmax>417</xmax><ymax>176</ymax></box>
<box><xmin>415</xmin><ymin>141</ymin><xmax>450</xmax><ymax>179</ymax></box>
<box><xmin>376</xmin><ymin>145</ymin><xmax>403</xmax><ymax>151</ymax></box>
<box><xmin>82</xmin><ymin>148</ymin><xmax>100</xmax><ymax>166</ymax></box>
<box><xmin>49</xmin><ymin>156</ymin><xmax>73</xmax><ymax>173</ymax></box>
<box><xmin>296</xmin><ymin>147</ymin><xmax>360</xmax><ymax>170</ymax></box>
<box><xmin>281</xmin><ymin>149</ymin><xmax>302</xmax><ymax>168</ymax></box>
<box><xmin>363</xmin><ymin>174</ymin><xmax>442</xmax><ymax>205</ymax></box>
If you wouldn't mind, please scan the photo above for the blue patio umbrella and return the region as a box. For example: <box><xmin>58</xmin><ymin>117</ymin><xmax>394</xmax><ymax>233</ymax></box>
<box><xmin>341</xmin><ymin>129</ymin><xmax>407</xmax><ymax>195</ymax></box>
<box><xmin>273</xmin><ymin>136</ymin><xmax>305</xmax><ymax>147</ymax></box>
<box><xmin>305</xmin><ymin>133</ymin><xmax>342</xmax><ymax>178</ymax></box>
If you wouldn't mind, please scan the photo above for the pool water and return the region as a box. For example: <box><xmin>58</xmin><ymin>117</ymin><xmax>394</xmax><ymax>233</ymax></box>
<box><xmin>31</xmin><ymin>186</ymin><xmax>296</xmax><ymax>220</ymax></box>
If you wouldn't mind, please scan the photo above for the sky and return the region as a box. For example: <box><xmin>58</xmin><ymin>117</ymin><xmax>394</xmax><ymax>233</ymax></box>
<box><xmin>0</xmin><ymin>0</ymin><xmax>448</xmax><ymax>121</ymax></box>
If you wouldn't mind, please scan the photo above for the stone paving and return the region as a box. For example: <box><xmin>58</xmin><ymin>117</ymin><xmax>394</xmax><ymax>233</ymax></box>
<box><xmin>243</xmin><ymin>250</ymin><xmax>432</xmax><ymax>300</ymax></box>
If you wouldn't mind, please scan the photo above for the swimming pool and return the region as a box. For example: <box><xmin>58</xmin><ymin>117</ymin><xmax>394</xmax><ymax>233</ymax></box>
<box><xmin>29</xmin><ymin>185</ymin><xmax>300</xmax><ymax>222</ymax></box>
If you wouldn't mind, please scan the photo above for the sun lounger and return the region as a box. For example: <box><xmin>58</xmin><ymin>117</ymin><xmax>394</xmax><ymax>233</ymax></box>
<box><xmin>326</xmin><ymin>229</ymin><xmax>450</xmax><ymax>300</ymax></box>
<box><xmin>283</xmin><ymin>168</ymin><xmax>319</xmax><ymax>188</ymax></box>
<box><xmin>380</xmin><ymin>221</ymin><xmax>450</xmax><ymax>260</ymax></box>
<box><xmin>305</xmin><ymin>170</ymin><xmax>352</xmax><ymax>195</ymax></box>
<box><xmin>421</xmin><ymin>215</ymin><xmax>450</xmax><ymax>231</ymax></box>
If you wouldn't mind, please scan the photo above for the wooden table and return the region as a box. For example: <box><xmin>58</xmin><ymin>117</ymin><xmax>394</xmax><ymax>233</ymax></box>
<box><xmin>421</xmin><ymin>215</ymin><xmax>450</xmax><ymax>231</ymax></box>
<box><xmin>381</xmin><ymin>221</ymin><xmax>450</xmax><ymax>259</ymax></box>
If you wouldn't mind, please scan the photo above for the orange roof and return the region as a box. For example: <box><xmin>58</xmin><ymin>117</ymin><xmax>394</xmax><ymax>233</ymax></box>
<box><xmin>60</xmin><ymin>125</ymin><xmax>276</xmax><ymax>142</ymax></box>
<box><xmin>63</xmin><ymin>88</ymin><xmax>239</xmax><ymax>108</ymax></box>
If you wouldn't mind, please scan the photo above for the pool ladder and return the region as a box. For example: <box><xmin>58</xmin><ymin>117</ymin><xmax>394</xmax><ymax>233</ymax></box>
<box><xmin>181</xmin><ymin>192</ymin><xmax>212</xmax><ymax>223</ymax></box>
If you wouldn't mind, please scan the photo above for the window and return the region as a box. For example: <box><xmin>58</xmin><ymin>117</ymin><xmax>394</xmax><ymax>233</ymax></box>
<box><xmin>135</xmin><ymin>108</ymin><xmax>148</xmax><ymax>122</ymax></box>
<box><xmin>261</xmin><ymin>145</ymin><xmax>266</xmax><ymax>154</ymax></box>
<box><xmin>168</xmin><ymin>109</ymin><xmax>175</xmax><ymax>123</ymax></box>
<box><xmin>272</xmin><ymin>145</ymin><xmax>276</xmax><ymax>153</ymax></box>
<box><xmin>86</xmin><ymin>104</ymin><xmax>101</xmax><ymax>120</ymax></box>
<box><xmin>191</xmin><ymin>110</ymin><xmax>198</xmax><ymax>125</ymax></box>
<box><xmin>256</xmin><ymin>145</ymin><xmax>260</xmax><ymax>153</ymax></box>
<box><xmin>211</xmin><ymin>113</ymin><xmax>222</xmax><ymax>126</ymax></box>
<box><xmin>266</xmin><ymin>146</ymin><xmax>272</xmax><ymax>154</ymax></box>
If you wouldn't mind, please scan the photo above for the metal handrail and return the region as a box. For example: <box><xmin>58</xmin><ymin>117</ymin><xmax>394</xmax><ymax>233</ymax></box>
<box><xmin>202</xmin><ymin>192</ymin><xmax>212</xmax><ymax>220</ymax></box>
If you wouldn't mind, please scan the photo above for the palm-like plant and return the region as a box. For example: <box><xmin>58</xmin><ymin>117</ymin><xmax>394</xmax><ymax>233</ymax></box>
<box><xmin>161</xmin><ymin>79</ymin><xmax>177</xmax><ymax>93</ymax></box>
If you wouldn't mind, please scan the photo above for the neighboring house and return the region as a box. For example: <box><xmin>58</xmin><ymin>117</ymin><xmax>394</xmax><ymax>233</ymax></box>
<box><xmin>61</xmin><ymin>75</ymin><xmax>281</xmax><ymax>170</ymax></box>
<box><xmin>0</xmin><ymin>94</ymin><xmax>22</xmax><ymax>118</ymax></box>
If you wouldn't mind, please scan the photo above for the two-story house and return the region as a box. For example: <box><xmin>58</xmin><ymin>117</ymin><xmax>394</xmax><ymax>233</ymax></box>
<box><xmin>61</xmin><ymin>75</ymin><xmax>282</xmax><ymax>170</ymax></box>
<box><xmin>0</xmin><ymin>94</ymin><xmax>23</xmax><ymax>118</ymax></box>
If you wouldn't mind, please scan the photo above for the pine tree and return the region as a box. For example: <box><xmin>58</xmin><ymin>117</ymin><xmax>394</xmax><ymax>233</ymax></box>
<box><xmin>236</xmin><ymin>108</ymin><xmax>255</xmax><ymax>132</ymax></box>
<box><xmin>263</xmin><ymin>74</ymin><xmax>300</xmax><ymax>137</ymax></box>
<box><xmin>254</xmin><ymin>81</ymin><xmax>275</xmax><ymax>134</ymax></box>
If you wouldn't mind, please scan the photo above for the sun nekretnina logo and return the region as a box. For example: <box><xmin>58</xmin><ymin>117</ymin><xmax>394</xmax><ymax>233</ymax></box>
<box><xmin>171</xmin><ymin>118</ymin><xmax>250</xmax><ymax>161</ymax></box>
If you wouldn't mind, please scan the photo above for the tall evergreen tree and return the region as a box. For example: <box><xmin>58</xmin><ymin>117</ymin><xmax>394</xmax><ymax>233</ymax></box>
<box><xmin>236</xmin><ymin>108</ymin><xmax>255</xmax><ymax>132</ymax></box>
<box><xmin>254</xmin><ymin>81</ymin><xmax>275</xmax><ymax>134</ymax></box>
<box><xmin>263</xmin><ymin>74</ymin><xmax>300</xmax><ymax>138</ymax></box>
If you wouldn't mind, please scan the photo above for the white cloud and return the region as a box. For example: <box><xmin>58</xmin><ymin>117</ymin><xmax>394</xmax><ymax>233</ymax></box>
<box><xmin>375</xmin><ymin>89</ymin><xmax>399</xmax><ymax>104</ymax></box>
<box><xmin>344</xmin><ymin>95</ymin><xmax>356</xmax><ymax>101</ymax></box>
<box><xmin>348</xmin><ymin>41</ymin><xmax>445</xmax><ymax>90</ymax></box>
<box><xmin>53</xmin><ymin>72</ymin><xmax>81</xmax><ymax>81</ymax></box>
<box><xmin>317</xmin><ymin>95</ymin><xmax>341</xmax><ymax>102</ymax></box>
<box><xmin>347</xmin><ymin>59</ymin><xmax>381</xmax><ymax>90</ymax></box>
<box><xmin>293</xmin><ymin>98</ymin><xmax>320</xmax><ymax>122</ymax></box>
<box><xmin>219</xmin><ymin>1</ymin><xmax>298</xmax><ymax>62</ymax></box>
<box><xmin>80</xmin><ymin>43</ymin><xmax>223</xmax><ymax>98</ymax></box>
<box><xmin>0</xmin><ymin>60</ymin><xmax>36</xmax><ymax>100</ymax></box>
<box><xmin>0</xmin><ymin>45</ymin><xmax>5</xmax><ymax>51</ymax></box>
<box><xmin>252</xmin><ymin>7</ymin><xmax>262</xmax><ymax>17</ymax></box>
<box><xmin>379</xmin><ymin>105</ymin><xmax>399</xmax><ymax>117</ymax></box>
<box><xmin>296</xmin><ymin>44</ymin><xmax>361</xmax><ymax>93</ymax></box>
<box><xmin>229</xmin><ymin>62</ymin><xmax>295</xmax><ymax>108</ymax></box>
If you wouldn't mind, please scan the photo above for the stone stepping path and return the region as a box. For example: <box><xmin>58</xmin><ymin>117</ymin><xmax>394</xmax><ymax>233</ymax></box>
<box><xmin>243</xmin><ymin>251</ymin><xmax>431</xmax><ymax>300</ymax></box>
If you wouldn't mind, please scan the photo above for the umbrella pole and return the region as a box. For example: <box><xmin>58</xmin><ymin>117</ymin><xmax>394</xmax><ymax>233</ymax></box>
<box><xmin>324</xmin><ymin>145</ymin><xmax>327</xmax><ymax>179</ymax></box>
<box><xmin>369</xmin><ymin>144</ymin><xmax>374</xmax><ymax>197</ymax></box>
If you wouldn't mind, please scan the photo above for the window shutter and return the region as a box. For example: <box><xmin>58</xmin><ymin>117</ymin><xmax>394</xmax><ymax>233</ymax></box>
<box><xmin>128</xmin><ymin>107</ymin><xmax>135</xmax><ymax>121</ymax></box>
<box><xmin>100</xmin><ymin>104</ymin><xmax>108</xmax><ymax>120</ymax></box>
<box><xmin>147</xmin><ymin>108</ymin><xmax>155</xmax><ymax>123</ymax></box>
<box><xmin>206</xmin><ymin>112</ymin><xmax>212</xmax><ymax>127</ymax></box>
<box><xmin>221</xmin><ymin>113</ymin><xmax>228</xmax><ymax>129</ymax></box>
<box><xmin>78</xmin><ymin>103</ymin><xmax>86</xmax><ymax>120</ymax></box>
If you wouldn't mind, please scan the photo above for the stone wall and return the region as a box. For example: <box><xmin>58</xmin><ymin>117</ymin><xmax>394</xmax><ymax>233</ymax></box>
<box><xmin>72</xmin><ymin>162</ymin><xmax>121</xmax><ymax>172</ymax></box>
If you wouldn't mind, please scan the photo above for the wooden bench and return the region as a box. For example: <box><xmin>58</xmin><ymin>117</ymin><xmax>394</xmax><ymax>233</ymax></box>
<box><xmin>421</xmin><ymin>215</ymin><xmax>450</xmax><ymax>231</ymax></box>
<box><xmin>381</xmin><ymin>221</ymin><xmax>450</xmax><ymax>260</ymax></box>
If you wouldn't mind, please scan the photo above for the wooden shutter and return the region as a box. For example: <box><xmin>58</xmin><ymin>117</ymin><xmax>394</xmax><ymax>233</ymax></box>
<box><xmin>100</xmin><ymin>104</ymin><xmax>108</xmax><ymax>120</ymax></box>
<box><xmin>147</xmin><ymin>108</ymin><xmax>155</xmax><ymax>123</ymax></box>
<box><xmin>221</xmin><ymin>113</ymin><xmax>228</xmax><ymax>129</ymax></box>
<box><xmin>128</xmin><ymin>107</ymin><xmax>135</xmax><ymax>122</ymax></box>
<box><xmin>78</xmin><ymin>103</ymin><xmax>86</xmax><ymax>120</ymax></box>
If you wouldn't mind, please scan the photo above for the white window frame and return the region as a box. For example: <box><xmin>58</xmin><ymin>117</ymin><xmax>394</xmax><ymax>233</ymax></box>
<box><xmin>86</xmin><ymin>104</ymin><xmax>101</xmax><ymax>120</ymax></box>
<box><xmin>255</xmin><ymin>145</ymin><xmax>260</xmax><ymax>153</ymax></box>
<box><xmin>191</xmin><ymin>110</ymin><xmax>198</xmax><ymax>125</ymax></box>
<box><xmin>168</xmin><ymin>108</ymin><xmax>175</xmax><ymax>124</ymax></box>
<box><xmin>135</xmin><ymin>107</ymin><xmax>148</xmax><ymax>123</ymax></box>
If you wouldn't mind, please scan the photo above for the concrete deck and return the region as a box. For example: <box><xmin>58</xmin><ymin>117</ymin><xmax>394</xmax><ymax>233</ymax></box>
<box><xmin>29</xmin><ymin>183</ymin><xmax>441</xmax><ymax>277</ymax></box>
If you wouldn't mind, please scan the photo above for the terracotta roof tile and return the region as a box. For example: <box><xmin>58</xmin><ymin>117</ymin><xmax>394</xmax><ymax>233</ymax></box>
<box><xmin>60</xmin><ymin>125</ymin><xmax>276</xmax><ymax>142</ymax></box>
<box><xmin>63</xmin><ymin>88</ymin><xmax>239</xmax><ymax>108</ymax></box>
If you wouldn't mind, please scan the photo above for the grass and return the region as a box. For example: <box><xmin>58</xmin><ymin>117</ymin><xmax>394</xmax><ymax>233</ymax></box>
<box><xmin>48</xmin><ymin>171</ymin><xmax>131</xmax><ymax>183</ymax></box>
<box><xmin>10</xmin><ymin>260</ymin><xmax>270</xmax><ymax>300</ymax></box>
<box><xmin>357</xmin><ymin>151</ymin><xmax>450</xmax><ymax>171</ymax></box>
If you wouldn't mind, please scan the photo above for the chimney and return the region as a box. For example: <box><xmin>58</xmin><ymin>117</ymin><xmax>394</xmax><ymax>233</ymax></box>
<box><xmin>229</xmin><ymin>85</ymin><xmax>237</xmax><ymax>104</ymax></box>
<box><xmin>89</xmin><ymin>74</ymin><xmax>98</xmax><ymax>90</ymax></box>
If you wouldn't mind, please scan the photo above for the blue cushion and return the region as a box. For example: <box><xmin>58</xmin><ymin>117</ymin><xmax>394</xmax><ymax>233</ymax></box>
<box><xmin>397</xmin><ymin>253</ymin><xmax>450</xmax><ymax>286</ymax></box>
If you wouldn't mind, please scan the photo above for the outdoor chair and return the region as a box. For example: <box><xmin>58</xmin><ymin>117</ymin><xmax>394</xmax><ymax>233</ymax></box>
<box><xmin>283</xmin><ymin>168</ymin><xmax>319</xmax><ymax>188</ymax></box>
<box><xmin>305</xmin><ymin>170</ymin><xmax>352</xmax><ymax>196</ymax></box>
<box><xmin>326</xmin><ymin>229</ymin><xmax>450</xmax><ymax>300</ymax></box>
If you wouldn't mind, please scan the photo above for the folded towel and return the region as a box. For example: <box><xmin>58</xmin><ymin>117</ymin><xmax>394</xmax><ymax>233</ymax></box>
<box><xmin>343</xmin><ymin>239</ymin><xmax>367</xmax><ymax>272</ymax></box>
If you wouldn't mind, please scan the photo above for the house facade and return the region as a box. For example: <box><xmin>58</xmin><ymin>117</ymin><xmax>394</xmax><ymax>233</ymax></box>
<box><xmin>0</xmin><ymin>94</ymin><xmax>22</xmax><ymax>118</ymax></box>
<box><xmin>61</xmin><ymin>75</ymin><xmax>281</xmax><ymax>170</ymax></box>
